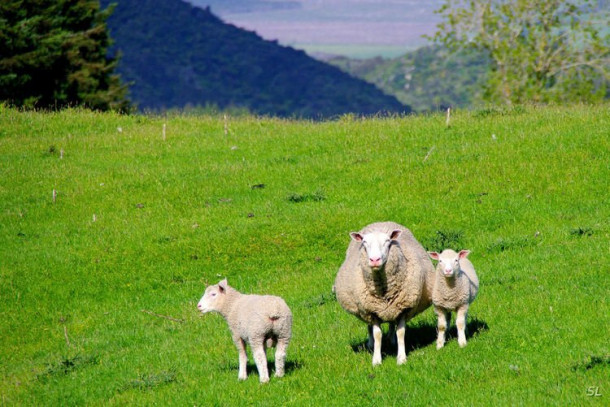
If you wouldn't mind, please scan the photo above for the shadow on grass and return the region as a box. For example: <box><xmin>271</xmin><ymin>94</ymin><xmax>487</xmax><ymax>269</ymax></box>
<box><xmin>350</xmin><ymin>318</ymin><xmax>489</xmax><ymax>358</ymax></box>
<box><xmin>221</xmin><ymin>358</ymin><xmax>304</xmax><ymax>378</ymax></box>
<box><xmin>571</xmin><ymin>355</ymin><xmax>610</xmax><ymax>372</ymax></box>
<box><xmin>443</xmin><ymin>318</ymin><xmax>489</xmax><ymax>347</ymax></box>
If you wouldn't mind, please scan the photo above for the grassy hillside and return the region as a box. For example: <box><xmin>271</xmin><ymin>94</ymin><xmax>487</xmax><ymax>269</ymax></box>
<box><xmin>0</xmin><ymin>105</ymin><xmax>608</xmax><ymax>405</ymax></box>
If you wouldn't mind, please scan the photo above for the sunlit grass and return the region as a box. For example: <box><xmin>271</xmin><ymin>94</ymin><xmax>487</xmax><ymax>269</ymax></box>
<box><xmin>0</xmin><ymin>104</ymin><xmax>608</xmax><ymax>405</ymax></box>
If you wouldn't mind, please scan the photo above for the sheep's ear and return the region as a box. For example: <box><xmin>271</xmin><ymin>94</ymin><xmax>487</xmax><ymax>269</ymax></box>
<box><xmin>218</xmin><ymin>279</ymin><xmax>228</xmax><ymax>292</ymax></box>
<box><xmin>458</xmin><ymin>250</ymin><xmax>470</xmax><ymax>259</ymax></box>
<box><xmin>428</xmin><ymin>251</ymin><xmax>440</xmax><ymax>260</ymax></box>
<box><xmin>350</xmin><ymin>232</ymin><xmax>363</xmax><ymax>242</ymax></box>
<box><xmin>390</xmin><ymin>229</ymin><xmax>402</xmax><ymax>240</ymax></box>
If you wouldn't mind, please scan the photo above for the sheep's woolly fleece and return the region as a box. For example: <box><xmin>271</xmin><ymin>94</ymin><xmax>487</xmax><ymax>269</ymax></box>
<box><xmin>334</xmin><ymin>221</ymin><xmax>435</xmax><ymax>325</ymax></box>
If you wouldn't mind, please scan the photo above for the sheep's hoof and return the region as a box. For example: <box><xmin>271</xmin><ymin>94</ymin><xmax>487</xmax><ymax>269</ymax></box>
<box><xmin>396</xmin><ymin>355</ymin><xmax>407</xmax><ymax>365</ymax></box>
<box><xmin>259</xmin><ymin>376</ymin><xmax>270</xmax><ymax>384</ymax></box>
<box><xmin>372</xmin><ymin>357</ymin><xmax>382</xmax><ymax>366</ymax></box>
<box><xmin>238</xmin><ymin>375</ymin><xmax>247</xmax><ymax>381</ymax></box>
<box><xmin>436</xmin><ymin>342</ymin><xmax>445</xmax><ymax>350</ymax></box>
<box><xmin>458</xmin><ymin>340</ymin><xmax>467</xmax><ymax>348</ymax></box>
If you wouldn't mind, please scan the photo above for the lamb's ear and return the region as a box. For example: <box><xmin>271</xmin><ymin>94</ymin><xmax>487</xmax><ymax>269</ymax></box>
<box><xmin>218</xmin><ymin>279</ymin><xmax>228</xmax><ymax>292</ymax></box>
<box><xmin>428</xmin><ymin>251</ymin><xmax>440</xmax><ymax>260</ymax></box>
<box><xmin>350</xmin><ymin>232</ymin><xmax>363</xmax><ymax>242</ymax></box>
<box><xmin>390</xmin><ymin>229</ymin><xmax>402</xmax><ymax>240</ymax></box>
<box><xmin>458</xmin><ymin>250</ymin><xmax>470</xmax><ymax>259</ymax></box>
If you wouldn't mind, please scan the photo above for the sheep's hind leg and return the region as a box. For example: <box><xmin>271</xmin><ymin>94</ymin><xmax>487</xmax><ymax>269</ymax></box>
<box><xmin>367</xmin><ymin>324</ymin><xmax>374</xmax><ymax>350</ymax></box>
<box><xmin>395</xmin><ymin>317</ymin><xmax>407</xmax><ymax>365</ymax></box>
<box><xmin>274</xmin><ymin>337</ymin><xmax>289</xmax><ymax>378</ymax></box>
<box><xmin>456</xmin><ymin>305</ymin><xmax>469</xmax><ymax>348</ymax></box>
<box><xmin>251</xmin><ymin>340</ymin><xmax>269</xmax><ymax>383</ymax></box>
<box><xmin>372</xmin><ymin>323</ymin><xmax>383</xmax><ymax>366</ymax></box>
<box><xmin>388</xmin><ymin>322</ymin><xmax>397</xmax><ymax>347</ymax></box>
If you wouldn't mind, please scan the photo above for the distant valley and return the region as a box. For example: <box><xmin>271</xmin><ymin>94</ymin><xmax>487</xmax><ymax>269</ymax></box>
<box><xmin>187</xmin><ymin>0</ymin><xmax>444</xmax><ymax>59</ymax></box>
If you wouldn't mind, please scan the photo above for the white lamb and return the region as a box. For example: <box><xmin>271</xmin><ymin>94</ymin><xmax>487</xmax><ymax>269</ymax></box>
<box><xmin>428</xmin><ymin>249</ymin><xmax>479</xmax><ymax>349</ymax></box>
<box><xmin>334</xmin><ymin>221</ymin><xmax>435</xmax><ymax>366</ymax></box>
<box><xmin>197</xmin><ymin>279</ymin><xmax>292</xmax><ymax>383</ymax></box>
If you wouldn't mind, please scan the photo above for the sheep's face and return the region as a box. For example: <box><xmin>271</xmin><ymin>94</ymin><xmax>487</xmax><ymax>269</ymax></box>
<box><xmin>351</xmin><ymin>229</ymin><xmax>402</xmax><ymax>270</ymax></box>
<box><xmin>197</xmin><ymin>279</ymin><xmax>228</xmax><ymax>313</ymax></box>
<box><xmin>428</xmin><ymin>249</ymin><xmax>470</xmax><ymax>277</ymax></box>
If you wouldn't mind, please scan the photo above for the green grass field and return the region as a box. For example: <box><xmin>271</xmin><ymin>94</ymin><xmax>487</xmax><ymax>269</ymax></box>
<box><xmin>1</xmin><ymin>104</ymin><xmax>608</xmax><ymax>405</ymax></box>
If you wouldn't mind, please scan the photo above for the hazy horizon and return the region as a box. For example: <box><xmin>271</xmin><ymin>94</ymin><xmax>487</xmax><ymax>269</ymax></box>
<box><xmin>186</xmin><ymin>0</ymin><xmax>443</xmax><ymax>58</ymax></box>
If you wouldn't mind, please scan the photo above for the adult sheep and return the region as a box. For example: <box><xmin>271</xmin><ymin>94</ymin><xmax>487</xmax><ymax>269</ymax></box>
<box><xmin>334</xmin><ymin>221</ymin><xmax>435</xmax><ymax>366</ymax></box>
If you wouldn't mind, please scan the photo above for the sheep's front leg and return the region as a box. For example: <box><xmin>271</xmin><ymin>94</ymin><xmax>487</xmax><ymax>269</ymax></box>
<box><xmin>395</xmin><ymin>317</ymin><xmax>407</xmax><ymax>365</ymax></box>
<box><xmin>251</xmin><ymin>340</ymin><xmax>270</xmax><ymax>383</ymax></box>
<box><xmin>456</xmin><ymin>304</ymin><xmax>469</xmax><ymax>348</ymax></box>
<box><xmin>435</xmin><ymin>307</ymin><xmax>449</xmax><ymax>349</ymax></box>
<box><xmin>371</xmin><ymin>322</ymin><xmax>383</xmax><ymax>366</ymax></box>
<box><xmin>274</xmin><ymin>338</ymin><xmax>289</xmax><ymax>378</ymax></box>
<box><xmin>234</xmin><ymin>337</ymin><xmax>248</xmax><ymax>381</ymax></box>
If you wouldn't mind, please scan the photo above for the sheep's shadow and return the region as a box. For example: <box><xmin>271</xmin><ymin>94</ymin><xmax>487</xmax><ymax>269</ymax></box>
<box><xmin>222</xmin><ymin>358</ymin><xmax>304</xmax><ymax>378</ymax></box>
<box><xmin>351</xmin><ymin>318</ymin><xmax>489</xmax><ymax>358</ymax></box>
<box><xmin>247</xmin><ymin>359</ymin><xmax>304</xmax><ymax>378</ymax></box>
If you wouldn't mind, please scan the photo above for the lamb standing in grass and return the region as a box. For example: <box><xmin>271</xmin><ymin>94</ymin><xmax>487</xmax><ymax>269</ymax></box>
<box><xmin>428</xmin><ymin>249</ymin><xmax>479</xmax><ymax>349</ymax></box>
<box><xmin>197</xmin><ymin>279</ymin><xmax>292</xmax><ymax>383</ymax></box>
<box><xmin>334</xmin><ymin>221</ymin><xmax>435</xmax><ymax>366</ymax></box>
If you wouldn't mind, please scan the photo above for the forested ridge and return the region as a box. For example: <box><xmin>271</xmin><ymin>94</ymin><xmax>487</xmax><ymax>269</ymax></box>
<box><xmin>101</xmin><ymin>0</ymin><xmax>410</xmax><ymax>117</ymax></box>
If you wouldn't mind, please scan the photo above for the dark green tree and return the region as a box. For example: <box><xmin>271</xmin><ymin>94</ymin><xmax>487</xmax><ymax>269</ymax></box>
<box><xmin>0</xmin><ymin>0</ymin><xmax>131</xmax><ymax>111</ymax></box>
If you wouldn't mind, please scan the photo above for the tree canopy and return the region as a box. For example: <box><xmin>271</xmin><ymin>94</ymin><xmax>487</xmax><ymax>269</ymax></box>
<box><xmin>431</xmin><ymin>0</ymin><xmax>610</xmax><ymax>105</ymax></box>
<box><xmin>0</xmin><ymin>0</ymin><xmax>131</xmax><ymax>111</ymax></box>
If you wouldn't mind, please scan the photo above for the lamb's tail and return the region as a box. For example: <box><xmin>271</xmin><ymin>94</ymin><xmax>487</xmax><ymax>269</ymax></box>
<box><xmin>269</xmin><ymin>311</ymin><xmax>282</xmax><ymax>320</ymax></box>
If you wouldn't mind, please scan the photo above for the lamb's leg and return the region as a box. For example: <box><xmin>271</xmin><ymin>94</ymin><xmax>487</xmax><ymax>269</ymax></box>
<box><xmin>235</xmin><ymin>337</ymin><xmax>248</xmax><ymax>381</ymax></box>
<box><xmin>395</xmin><ymin>316</ymin><xmax>407</xmax><ymax>365</ymax></box>
<box><xmin>456</xmin><ymin>304</ymin><xmax>469</xmax><ymax>348</ymax></box>
<box><xmin>372</xmin><ymin>322</ymin><xmax>383</xmax><ymax>366</ymax></box>
<box><xmin>274</xmin><ymin>338</ymin><xmax>289</xmax><ymax>378</ymax></box>
<box><xmin>251</xmin><ymin>340</ymin><xmax>269</xmax><ymax>383</ymax></box>
<box><xmin>435</xmin><ymin>307</ymin><xmax>448</xmax><ymax>349</ymax></box>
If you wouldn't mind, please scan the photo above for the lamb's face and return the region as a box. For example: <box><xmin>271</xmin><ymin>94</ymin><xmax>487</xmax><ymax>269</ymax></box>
<box><xmin>351</xmin><ymin>229</ymin><xmax>402</xmax><ymax>270</ymax></box>
<box><xmin>428</xmin><ymin>249</ymin><xmax>470</xmax><ymax>277</ymax></box>
<box><xmin>197</xmin><ymin>280</ymin><xmax>227</xmax><ymax>313</ymax></box>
